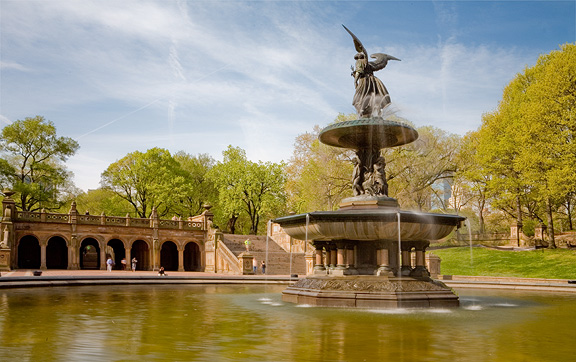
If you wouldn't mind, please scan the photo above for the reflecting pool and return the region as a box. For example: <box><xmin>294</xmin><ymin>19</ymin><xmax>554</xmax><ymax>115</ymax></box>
<box><xmin>0</xmin><ymin>284</ymin><xmax>574</xmax><ymax>361</ymax></box>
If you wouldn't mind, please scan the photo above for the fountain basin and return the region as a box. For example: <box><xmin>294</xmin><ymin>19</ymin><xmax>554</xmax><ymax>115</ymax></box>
<box><xmin>319</xmin><ymin>118</ymin><xmax>418</xmax><ymax>149</ymax></box>
<box><xmin>274</xmin><ymin>208</ymin><xmax>465</xmax><ymax>242</ymax></box>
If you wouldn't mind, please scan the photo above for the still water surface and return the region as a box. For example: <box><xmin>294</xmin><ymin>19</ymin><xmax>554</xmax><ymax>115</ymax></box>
<box><xmin>0</xmin><ymin>284</ymin><xmax>574</xmax><ymax>361</ymax></box>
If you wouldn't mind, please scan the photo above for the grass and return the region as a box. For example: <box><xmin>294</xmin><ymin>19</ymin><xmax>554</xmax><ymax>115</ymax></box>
<box><xmin>430</xmin><ymin>247</ymin><xmax>576</xmax><ymax>279</ymax></box>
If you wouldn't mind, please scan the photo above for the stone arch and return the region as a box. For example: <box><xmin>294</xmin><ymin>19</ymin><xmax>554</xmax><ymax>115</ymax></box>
<box><xmin>18</xmin><ymin>235</ymin><xmax>40</xmax><ymax>269</ymax></box>
<box><xmin>80</xmin><ymin>237</ymin><xmax>101</xmax><ymax>269</ymax></box>
<box><xmin>131</xmin><ymin>239</ymin><xmax>150</xmax><ymax>271</ymax></box>
<box><xmin>160</xmin><ymin>240</ymin><xmax>178</xmax><ymax>271</ymax></box>
<box><xmin>184</xmin><ymin>241</ymin><xmax>201</xmax><ymax>271</ymax></box>
<box><xmin>107</xmin><ymin>239</ymin><xmax>126</xmax><ymax>270</ymax></box>
<box><xmin>46</xmin><ymin>236</ymin><xmax>68</xmax><ymax>269</ymax></box>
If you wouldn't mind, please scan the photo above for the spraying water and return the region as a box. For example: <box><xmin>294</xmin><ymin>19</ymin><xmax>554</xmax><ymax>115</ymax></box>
<box><xmin>465</xmin><ymin>218</ymin><xmax>473</xmax><ymax>273</ymax></box>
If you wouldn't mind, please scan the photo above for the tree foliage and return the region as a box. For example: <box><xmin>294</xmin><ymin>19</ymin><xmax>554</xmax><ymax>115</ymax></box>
<box><xmin>0</xmin><ymin>116</ymin><xmax>79</xmax><ymax>211</ymax></box>
<box><xmin>207</xmin><ymin>145</ymin><xmax>287</xmax><ymax>234</ymax></box>
<box><xmin>101</xmin><ymin>148</ymin><xmax>190</xmax><ymax>218</ymax></box>
<box><xmin>474</xmin><ymin>44</ymin><xmax>576</xmax><ymax>246</ymax></box>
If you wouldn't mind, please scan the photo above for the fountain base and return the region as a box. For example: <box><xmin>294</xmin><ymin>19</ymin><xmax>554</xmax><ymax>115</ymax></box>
<box><xmin>282</xmin><ymin>275</ymin><xmax>459</xmax><ymax>308</ymax></box>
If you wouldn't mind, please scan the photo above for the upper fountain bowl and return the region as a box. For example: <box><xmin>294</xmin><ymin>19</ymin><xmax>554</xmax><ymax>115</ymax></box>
<box><xmin>319</xmin><ymin>118</ymin><xmax>419</xmax><ymax>149</ymax></box>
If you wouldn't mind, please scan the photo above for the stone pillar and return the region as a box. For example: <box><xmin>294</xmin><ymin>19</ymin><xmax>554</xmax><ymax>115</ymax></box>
<box><xmin>346</xmin><ymin>245</ymin><xmax>356</xmax><ymax>271</ymax></box>
<box><xmin>313</xmin><ymin>242</ymin><xmax>326</xmax><ymax>273</ymax></box>
<box><xmin>178</xmin><ymin>246</ymin><xmax>185</xmax><ymax>272</ymax></box>
<box><xmin>410</xmin><ymin>241</ymin><xmax>430</xmax><ymax>277</ymax></box>
<box><xmin>400</xmin><ymin>244</ymin><xmax>412</xmax><ymax>276</ymax></box>
<box><xmin>376</xmin><ymin>242</ymin><xmax>394</xmax><ymax>277</ymax></box>
<box><xmin>238</xmin><ymin>252</ymin><xmax>255</xmax><ymax>275</ymax></box>
<box><xmin>150</xmin><ymin>208</ymin><xmax>159</xmax><ymax>271</ymax></box>
<box><xmin>100</xmin><ymin>244</ymin><xmax>106</xmax><ymax>270</ymax></box>
<box><xmin>329</xmin><ymin>245</ymin><xmax>337</xmax><ymax>269</ymax></box>
<box><xmin>125</xmin><ymin>247</ymin><xmax>131</xmax><ymax>271</ymax></box>
<box><xmin>40</xmin><ymin>240</ymin><xmax>47</xmax><ymax>270</ymax></box>
<box><xmin>427</xmin><ymin>254</ymin><xmax>441</xmax><ymax>278</ymax></box>
<box><xmin>68</xmin><ymin>201</ymin><xmax>80</xmax><ymax>270</ymax></box>
<box><xmin>305</xmin><ymin>251</ymin><xmax>314</xmax><ymax>275</ymax></box>
<box><xmin>510</xmin><ymin>222</ymin><xmax>523</xmax><ymax>247</ymax></box>
<box><xmin>336</xmin><ymin>242</ymin><xmax>346</xmax><ymax>269</ymax></box>
<box><xmin>0</xmin><ymin>190</ymin><xmax>16</xmax><ymax>271</ymax></box>
<box><xmin>534</xmin><ymin>224</ymin><xmax>547</xmax><ymax>247</ymax></box>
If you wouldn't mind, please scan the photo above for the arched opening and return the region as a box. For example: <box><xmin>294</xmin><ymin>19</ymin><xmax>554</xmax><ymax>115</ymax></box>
<box><xmin>18</xmin><ymin>235</ymin><xmax>40</xmax><ymax>269</ymax></box>
<box><xmin>131</xmin><ymin>240</ymin><xmax>150</xmax><ymax>271</ymax></box>
<box><xmin>46</xmin><ymin>236</ymin><xmax>68</xmax><ymax>269</ymax></box>
<box><xmin>184</xmin><ymin>242</ymin><xmax>201</xmax><ymax>271</ymax></box>
<box><xmin>160</xmin><ymin>241</ymin><xmax>178</xmax><ymax>271</ymax></box>
<box><xmin>107</xmin><ymin>239</ymin><xmax>126</xmax><ymax>270</ymax></box>
<box><xmin>80</xmin><ymin>238</ymin><xmax>100</xmax><ymax>269</ymax></box>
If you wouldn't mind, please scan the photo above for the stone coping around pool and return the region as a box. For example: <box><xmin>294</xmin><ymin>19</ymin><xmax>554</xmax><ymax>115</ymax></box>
<box><xmin>441</xmin><ymin>275</ymin><xmax>576</xmax><ymax>293</ymax></box>
<box><xmin>0</xmin><ymin>273</ymin><xmax>295</xmax><ymax>289</ymax></box>
<box><xmin>0</xmin><ymin>272</ymin><xmax>575</xmax><ymax>292</ymax></box>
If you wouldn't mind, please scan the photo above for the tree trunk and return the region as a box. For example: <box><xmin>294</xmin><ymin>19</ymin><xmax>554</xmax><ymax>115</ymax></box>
<box><xmin>227</xmin><ymin>215</ymin><xmax>238</xmax><ymax>234</ymax></box>
<box><xmin>547</xmin><ymin>197</ymin><xmax>557</xmax><ymax>249</ymax></box>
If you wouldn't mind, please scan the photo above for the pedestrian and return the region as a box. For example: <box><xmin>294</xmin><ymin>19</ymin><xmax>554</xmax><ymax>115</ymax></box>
<box><xmin>121</xmin><ymin>258</ymin><xmax>127</xmax><ymax>271</ymax></box>
<box><xmin>261</xmin><ymin>261</ymin><xmax>266</xmax><ymax>275</ymax></box>
<box><xmin>131</xmin><ymin>257</ymin><xmax>137</xmax><ymax>272</ymax></box>
<box><xmin>253</xmin><ymin>258</ymin><xmax>258</xmax><ymax>274</ymax></box>
<box><xmin>106</xmin><ymin>257</ymin><xmax>113</xmax><ymax>272</ymax></box>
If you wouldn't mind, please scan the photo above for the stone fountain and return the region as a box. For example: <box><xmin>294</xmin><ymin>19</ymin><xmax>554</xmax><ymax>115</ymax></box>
<box><xmin>273</xmin><ymin>26</ymin><xmax>465</xmax><ymax>308</ymax></box>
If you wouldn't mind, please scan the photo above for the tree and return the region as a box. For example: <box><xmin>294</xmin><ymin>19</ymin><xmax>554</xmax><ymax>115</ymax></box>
<box><xmin>514</xmin><ymin>44</ymin><xmax>576</xmax><ymax>247</ymax></box>
<box><xmin>207</xmin><ymin>146</ymin><xmax>287</xmax><ymax>234</ymax></box>
<box><xmin>73</xmin><ymin>188</ymin><xmax>134</xmax><ymax>216</ymax></box>
<box><xmin>386</xmin><ymin>126</ymin><xmax>461</xmax><ymax>211</ymax></box>
<box><xmin>101</xmin><ymin>148</ymin><xmax>190</xmax><ymax>218</ymax></box>
<box><xmin>286</xmin><ymin>113</ymin><xmax>356</xmax><ymax>213</ymax></box>
<box><xmin>172</xmin><ymin>152</ymin><xmax>217</xmax><ymax>216</ymax></box>
<box><xmin>0</xmin><ymin>116</ymin><xmax>79</xmax><ymax>211</ymax></box>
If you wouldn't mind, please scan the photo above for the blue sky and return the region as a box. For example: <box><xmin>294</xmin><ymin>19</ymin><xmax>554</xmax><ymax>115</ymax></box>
<box><xmin>1</xmin><ymin>0</ymin><xmax>575</xmax><ymax>191</ymax></box>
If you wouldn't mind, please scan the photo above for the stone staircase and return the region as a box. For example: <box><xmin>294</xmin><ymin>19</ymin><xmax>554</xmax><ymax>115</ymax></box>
<box><xmin>220</xmin><ymin>234</ymin><xmax>306</xmax><ymax>275</ymax></box>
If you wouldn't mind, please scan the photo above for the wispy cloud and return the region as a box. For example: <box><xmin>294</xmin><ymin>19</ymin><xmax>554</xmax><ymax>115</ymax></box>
<box><xmin>1</xmin><ymin>0</ymin><xmax>570</xmax><ymax>190</ymax></box>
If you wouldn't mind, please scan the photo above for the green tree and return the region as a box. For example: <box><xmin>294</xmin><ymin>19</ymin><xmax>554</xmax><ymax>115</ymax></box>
<box><xmin>207</xmin><ymin>146</ymin><xmax>287</xmax><ymax>234</ymax></box>
<box><xmin>386</xmin><ymin>126</ymin><xmax>461</xmax><ymax>211</ymax></box>
<box><xmin>0</xmin><ymin>116</ymin><xmax>79</xmax><ymax>211</ymax></box>
<box><xmin>514</xmin><ymin>44</ymin><xmax>576</xmax><ymax>247</ymax></box>
<box><xmin>286</xmin><ymin>113</ymin><xmax>356</xmax><ymax>213</ymax></box>
<box><xmin>101</xmin><ymin>148</ymin><xmax>190</xmax><ymax>218</ymax></box>
<box><xmin>73</xmin><ymin>188</ymin><xmax>134</xmax><ymax>216</ymax></box>
<box><xmin>172</xmin><ymin>152</ymin><xmax>217</xmax><ymax>216</ymax></box>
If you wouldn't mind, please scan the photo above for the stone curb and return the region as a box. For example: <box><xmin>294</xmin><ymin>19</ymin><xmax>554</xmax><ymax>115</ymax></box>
<box><xmin>0</xmin><ymin>275</ymin><xmax>296</xmax><ymax>289</ymax></box>
<box><xmin>441</xmin><ymin>275</ymin><xmax>576</xmax><ymax>293</ymax></box>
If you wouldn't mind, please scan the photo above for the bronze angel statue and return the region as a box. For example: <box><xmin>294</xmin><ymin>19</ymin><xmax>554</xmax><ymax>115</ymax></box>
<box><xmin>343</xmin><ymin>25</ymin><xmax>400</xmax><ymax>118</ymax></box>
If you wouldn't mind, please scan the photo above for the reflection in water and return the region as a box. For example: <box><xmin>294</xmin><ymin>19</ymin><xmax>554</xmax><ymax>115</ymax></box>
<box><xmin>0</xmin><ymin>286</ymin><xmax>575</xmax><ymax>361</ymax></box>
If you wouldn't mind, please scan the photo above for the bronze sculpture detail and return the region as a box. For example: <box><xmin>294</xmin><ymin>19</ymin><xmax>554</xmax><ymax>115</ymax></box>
<box><xmin>343</xmin><ymin>25</ymin><xmax>400</xmax><ymax>119</ymax></box>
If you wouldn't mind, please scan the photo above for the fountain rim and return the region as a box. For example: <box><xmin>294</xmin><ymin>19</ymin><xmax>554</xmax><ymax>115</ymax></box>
<box><xmin>318</xmin><ymin>118</ymin><xmax>419</xmax><ymax>149</ymax></box>
<box><xmin>273</xmin><ymin>209</ymin><xmax>466</xmax><ymax>226</ymax></box>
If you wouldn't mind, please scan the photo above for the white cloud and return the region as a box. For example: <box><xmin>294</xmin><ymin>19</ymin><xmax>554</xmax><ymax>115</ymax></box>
<box><xmin>1</xmin><ymin>0</ymin><xmax>557</xmax><ymax>191</ymax></box>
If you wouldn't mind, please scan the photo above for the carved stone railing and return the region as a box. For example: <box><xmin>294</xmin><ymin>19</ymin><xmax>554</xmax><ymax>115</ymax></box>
<box><xmin>215</xmin><ymin>242</ymin><xmax>242</xmax><ymax>275</ymax></box>
<box><xmin>13</xmin><ymin>210</ymin><xmax>205</xmax><ymax>231</ymax></box>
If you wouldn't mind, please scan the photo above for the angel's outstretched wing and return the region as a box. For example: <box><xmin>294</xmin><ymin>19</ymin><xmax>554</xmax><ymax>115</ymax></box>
<box><xmin>342</xmin><ymin>25</ymin><xmax>368</xmax><ymax>59</ymax></box>
<box><xmin>369</xmin><ymin>53</ymin><xmax>401</xmax><ymax>72</ymax></box>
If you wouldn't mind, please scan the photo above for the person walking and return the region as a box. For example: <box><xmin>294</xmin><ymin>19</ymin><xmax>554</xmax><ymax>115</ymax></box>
<box><xmin>106</xmin><ymin>257</ymin><xmax>113</xmax><ymax>272</ymax></box>
<box><xmin>121</xmin><ymin>258</ymin><xmax>127</xmax><ymax>271</ymax></box>
<box><xmin>253</xmin><ymin>258</ymin><xmax>258</xmax><ymax>274</ymax></box>
<box><xmin>131</xmin><ymin>257</ymin><xmax>137</xmax><ymax>272</ymax></box>
<box><xmin>261</xmin><ymin>261</ymin><xmax>266</xmax><ymax>275</ymax></box>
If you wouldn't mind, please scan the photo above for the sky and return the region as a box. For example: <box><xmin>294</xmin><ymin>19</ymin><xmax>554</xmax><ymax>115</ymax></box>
<box><xmin>1</xmin><ymin>0</ymin><xmax>575</xmax><ymax>192</ymax></box>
